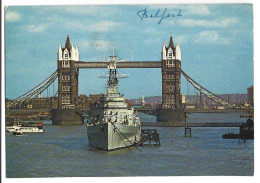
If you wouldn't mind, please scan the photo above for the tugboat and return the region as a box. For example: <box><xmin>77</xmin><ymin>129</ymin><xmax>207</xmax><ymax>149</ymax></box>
<box><xmin>222</xmin><ymin>114</ymin><xmax>254</xmax><ymax>140</ymax></box>
<box><xmin>87</xmin><ymin>50</ymin><xmax>141</xmax><ymax>150</ymax></box>
<box><xmin>239</xmin><ymin>115</ymin><xmax>254</xmax><ymax>139</ymax></box>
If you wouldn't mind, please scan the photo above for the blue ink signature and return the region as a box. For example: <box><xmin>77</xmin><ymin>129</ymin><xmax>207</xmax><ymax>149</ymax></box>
<box><xmin>137</xmin><ymin>8</ymin><xmax>182</xmax><ymax>25</ymax></box>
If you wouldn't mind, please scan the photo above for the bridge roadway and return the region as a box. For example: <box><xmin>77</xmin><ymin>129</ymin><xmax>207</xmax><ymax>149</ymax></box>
<box><xmin>6</xmin><ymin>108</ymin><xmax>248</xmax><ymax>115</ymax></box>
<box><xmin>6</xmin><ymin>109</ymin><xmax>245</xmax><ymax>127</ymax></box>
<box><xmin>141</xmin><ymin>122</ymin><xmax>244</xmax><ymax>127</ymax></box>
<box><xmin>6</xmin><ymin>109</ymin><xmax>51</xmax><ymax>114</ymax></box>
<box><xmin>134</xmin><ymin>108</ymin><xmax>248</xmax><ymax>114</ymax></box>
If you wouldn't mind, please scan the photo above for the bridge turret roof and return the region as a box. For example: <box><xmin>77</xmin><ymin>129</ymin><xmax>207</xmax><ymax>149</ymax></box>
<box><xmin>64</xmin><ymin>35</ymin><xmax>72</xmax><ymax>51</ymax></box>
<box><xmin>168</xmin><ymin>35</ymin><xmax>174</xmax><ymax>50</ymax></box>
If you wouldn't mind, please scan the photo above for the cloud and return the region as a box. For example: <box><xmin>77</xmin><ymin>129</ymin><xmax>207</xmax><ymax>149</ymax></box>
<box><xmin>78</xmin><ymin>40</ymin><xmax>112</xmax><ymax>51</ymax></box>
<box><xmin>173</xmin><ymin>31</ymin><xmax>230</xmax><ymax>45</ymax></box>
<box><xmin>88</xmin><ymin>21</ymin><xmax>120</xmax><ymax>32</ymax></box>
<box><xmin>60</xmin><ymin>6</ymin><xmax>114</xmax><ymax>16</ymax></box>
<box><xmin>194</xmin><ymin>31</ymin><xmax>230</xmax><ymax>44</ymax></box>
<box><xmin>34</xmin><ymin>5</ymin><xmax>121</xmax><ymax>19</ymax></box>
<box><xmin>65</xmin><ymin>21</ymin><xmax>87</xmax><ymax>31</ymax></box>
<box><xmin>186</xmin><ymin>5</ymin><xmax>210</xmax><ymax>15</ymax></box>
<box><xmin>174</xmin><ymin>35</ymin><xmax>189</xmax><ymax>44</ymax></box>
<box><xmin>178</xmin><ymin>17</ymin><xmax>239</xmax><ymax>27</ymax></box>
<box><xmin>25</xmin><ymin>24</ymin><xmax>48</xmax><ymax>33</ymax></box>
<box><xmin>65</xmin><ymin>20</ymin><xmax>120</xmax><ymax>32</ymax></box>
<box><xmin>5</xmin><ymin>11</ymin><xmax>20</xmax><ymax>22</ymax></box>
<box><xmin>61</xmin><ymin>6</ymin><xmax>99</xmax><ymax>15</ymax></box>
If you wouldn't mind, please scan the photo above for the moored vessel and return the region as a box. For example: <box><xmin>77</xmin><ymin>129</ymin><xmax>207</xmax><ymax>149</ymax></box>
<box><xmin>6</xmin><ymin>121</ymin><xmax>44</xmax><ymax>133</ymax></box>
<box><xmin>87</xmin><ymin>50</ymin><xmax>141</xmax><ymax>150</ymax></box>
<box><xmin>239</xmin><ymin>116</ymin><xmax>254</xmax><ymax>139</ymax></box>
<box><xmin>222</xmin><ymin>114</ymin><xmax>254</xmax><ymax>139</ymax></box>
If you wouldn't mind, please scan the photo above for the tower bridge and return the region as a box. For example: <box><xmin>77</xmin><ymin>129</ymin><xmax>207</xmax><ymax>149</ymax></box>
<box><xmin>55</xmin><ymin>35</ymin><xmax>184</xmax><ymax>124</ymax></box>
<box><xmin>6</xmin><ymin>35</ymin><xmax>247</xmax><ymax>125</ymax></box>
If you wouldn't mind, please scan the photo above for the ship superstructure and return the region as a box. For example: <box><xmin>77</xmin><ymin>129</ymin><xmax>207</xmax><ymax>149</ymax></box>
<box><xmin>87</xmin><ymin>51</ymin><xmax>141</xmax><ymax>150</ymax></box>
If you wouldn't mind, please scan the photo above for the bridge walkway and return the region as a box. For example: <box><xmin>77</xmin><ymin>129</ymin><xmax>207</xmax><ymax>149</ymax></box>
<box><xmin>141</xmin><ymin>122</ymin><xmax>243</xmax><ymax>127</ymax></box>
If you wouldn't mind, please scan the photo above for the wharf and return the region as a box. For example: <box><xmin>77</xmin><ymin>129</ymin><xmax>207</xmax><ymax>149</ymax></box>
<box><xmin>141</xmin><ymin>122</ymin><xmax>243</xmax><ymax>127</ymax></box>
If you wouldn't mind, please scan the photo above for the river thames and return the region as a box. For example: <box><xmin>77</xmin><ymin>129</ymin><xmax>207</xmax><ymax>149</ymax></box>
<box><xmin>5</xmin><ymin>113</ymin><xmax>253</xmax><ymax>177</ymax></box>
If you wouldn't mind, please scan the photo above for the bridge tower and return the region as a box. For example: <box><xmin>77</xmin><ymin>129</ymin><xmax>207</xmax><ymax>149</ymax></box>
<box><xmin>52</xmin><ymin>35</ymin><xmax>83</xmax><ymax>125</ymax></box>
<box><xmin>57</xmin><ymin>35</ymin><xmax>79</xmax><ymax>109</ymax></box>
<box><xmin>156</xmin><ymin>35</ymin><xmax>185</xmax><ymax>124</ymax></box>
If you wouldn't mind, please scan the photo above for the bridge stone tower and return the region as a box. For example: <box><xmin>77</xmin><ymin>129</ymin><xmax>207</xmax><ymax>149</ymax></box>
<box><xmin>57</xmin><ymin>35</ymin><xmax>79</xmax><ymax>109</ymax></box>
<box><xmin>156</xmin><ymin>35</ymin><xmax>185</xmax><ymax>124</ymax></box>
<box><xmin>52</xmin><ymin>35</ymin><xmax>83</xmax><ymax>125</ymax></box>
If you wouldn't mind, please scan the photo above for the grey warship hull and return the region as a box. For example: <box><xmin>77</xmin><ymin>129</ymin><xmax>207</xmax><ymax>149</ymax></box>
<box><xmin>87</xmin><ymin>123</ymin><xmax>141</xmax><ymax>150</ymax></box>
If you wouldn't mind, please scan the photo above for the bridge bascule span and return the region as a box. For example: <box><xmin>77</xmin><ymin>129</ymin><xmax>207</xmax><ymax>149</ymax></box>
<box><xmin>6</xmin><ymin>70</ymin><xmax>58</xmax><ymax>109</ymax></box>
<box><xmin>6</xmin><ymin>35</ymin><xmax>248</xmax><ymax>124</ymax></box>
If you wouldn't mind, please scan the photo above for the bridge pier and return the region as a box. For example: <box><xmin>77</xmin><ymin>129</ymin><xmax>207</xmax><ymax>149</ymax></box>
<box><xmin>156</xmin><ymin>108</ymin><xmax>186</xmax><ymax>125</ymax></box>
<box><xmin>51</xmin><ymin>109</ymin><xmax>84</xmax><ymax>125</ymax></box>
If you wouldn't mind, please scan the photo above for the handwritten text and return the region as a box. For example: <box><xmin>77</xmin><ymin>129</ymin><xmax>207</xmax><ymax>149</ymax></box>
<box><xmin>137</xmin><ymin>8</ymin><xmax>182</xmax><ymax>25</ymax></box>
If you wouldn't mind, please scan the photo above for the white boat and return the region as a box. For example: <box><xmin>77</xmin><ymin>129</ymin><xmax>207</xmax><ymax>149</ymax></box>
<box><xmin>87</xmin><ymin>50</ymin><xmax>141</xmax><ymax>150</ymax></box>
<box><xmin>6</xmin><ymin>125</ymin><xmax>21</xmax><ymax>133</ymax></box>
<box><xmin>6</xmin><ymin>122</ymin><xmax>44</xmax><ymax>133</ymax></box>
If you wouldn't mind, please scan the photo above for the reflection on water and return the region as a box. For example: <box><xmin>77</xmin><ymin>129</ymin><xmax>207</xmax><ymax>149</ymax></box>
<box><xmin>6</xmin><ymin>113</ymin><xmax>253</xmax><ymax>177</ymax></box>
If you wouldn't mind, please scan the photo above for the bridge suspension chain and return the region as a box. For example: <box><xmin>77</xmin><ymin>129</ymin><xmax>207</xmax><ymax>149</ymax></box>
<box><xmin>181</xmin><ymin>70</ymin><xmax>242</xmax><ymax>108</ymax></box>
<box><xmin>7</xmin><ymin>70</ymin><xmax>58</xmax><ymax>108</ymax></box>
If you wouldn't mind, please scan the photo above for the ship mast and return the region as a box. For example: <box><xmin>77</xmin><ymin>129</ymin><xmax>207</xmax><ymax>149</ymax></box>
<box><xmin>107</xmin><ymin>46</ymin><xmax>119</xmax><ymax>97</ymax></box>
<box><xmin>97</xmin><ymin>46</ymin><xmax>128</xmax><ymax>97</ymax></box>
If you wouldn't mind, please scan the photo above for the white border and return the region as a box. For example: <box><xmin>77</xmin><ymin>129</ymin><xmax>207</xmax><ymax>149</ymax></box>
<box><xmin>1</xmin><ymin>0</ymin><xmax>259</xmax><ymax>183</ymax></box>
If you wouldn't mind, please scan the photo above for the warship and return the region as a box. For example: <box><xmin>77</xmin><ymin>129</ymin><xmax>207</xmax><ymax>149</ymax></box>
<box><xmin>87</xmin><ymin>51</ymin><xmax>141</xmax><ymax>150</ymax></box>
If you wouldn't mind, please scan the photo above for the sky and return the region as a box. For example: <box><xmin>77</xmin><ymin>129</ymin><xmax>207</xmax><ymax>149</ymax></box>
<box><xmin>4</xmin><ymin>4</ymin><xmax>253</xmax><ymax>99</ymax></box>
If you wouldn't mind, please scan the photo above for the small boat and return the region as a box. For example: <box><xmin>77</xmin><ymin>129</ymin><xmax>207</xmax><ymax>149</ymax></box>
<box><xmin>6</xmin><ymin>121</ymin><xmax>44</xmax><ymax>133</ymax></box>
<box><xmin>13</xmin><ymin>130</ymin><xmax>24</xmax><ymax>136</ymax></box>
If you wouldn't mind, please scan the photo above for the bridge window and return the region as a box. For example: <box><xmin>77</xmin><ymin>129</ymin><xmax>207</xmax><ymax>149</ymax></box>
<box><xmin>163</xmin><ymin>105</ymin><xmax>175</xmax><ymax>109</ymax></box>
<box><xmin>62</xmin><ymin>60</ymin><xmax>70</xmax><ymax>68</ymax></box>
<box><xmin>163</xmin><ymin>105</ymin><xmax>169</xmax><ymax>109</ymax></box>
<box><xmin>166</xmin><ymin>84</ymin><xmax>174</xmax><ymax>91</ymax></box>
<box><xmin>62</xmin><ymin>105</ymin><xmax>75</xmax><ymax>109</ymax></box>
<box><xmin>166</xmin><ymin>60</ymin><xmax>174</xmax><ymax>68</ymax></box>
<box><xmin>61</xmin><ymin>94</ymin><xmax>71</xmax><ymax>104</ymax></box>
<box><xmin>62</xmin><ymin>85</ymin><xmax>70</xmax><ymax>91</ymax></box>
<box><xmin>61</xmin><ymin>75</ymin><xmax>70</xmax><ymax>81</ymax></box>
<box><xmin>165</xmin><ymin>74</ymin><xmax>175</xmax><ymax>80</ymax></box>
<box><xmin>168</xmin><ymin>52</ymin><xmax>173</xmax><ymax>59</ymax></box>
<box><xmin>63</xmin><ymin>49</ymin><xmax>69</xmax><ymax>60</ymax></box>
<box><xmin>165</xmin><ymin>94</ymin><xmax>175</xmax><ymax>104</ymax></box>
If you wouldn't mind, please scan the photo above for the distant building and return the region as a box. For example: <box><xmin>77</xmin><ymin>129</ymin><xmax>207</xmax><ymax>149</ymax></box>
<box><xmin>181</xmin><ymin>95</ymin><xmax>186</xmax><ymax>104</ymax></box>
<box><xmin>141</xmin><ymin>95</ymin><xmax>146</xmax><ymax>106</ymax></box>
<box><xmin>244</xmin><ymin>102</ymin><xmax>249</xmax><ymax>107</ymax></box>
<box><xmin>216</xmin><ymin>105</ymin><xmax>225</xmax><ymax>110</ymax></box>
<box><xmin>247</xmin><ymin>86</ymin><xmax>254</xmax><ymax>106</ymax></box>
<box><xmin>78</xmin><ymin>93</ymin><xmax>105</xmax><ymax>110</ymax></box>
<box><xmin>185</xmin><ymin>103</ymin><xmax>196</xmax><ymax>109</ymax></box>
<box><xmin>27</xmin><ymin>97</ymin><xmax>58</xmax><ymax>109</ymax></box>
<box><xmin>78</xmin><ymin>94</ymin><xmax>89</xmax><ymax>109</ymax></box>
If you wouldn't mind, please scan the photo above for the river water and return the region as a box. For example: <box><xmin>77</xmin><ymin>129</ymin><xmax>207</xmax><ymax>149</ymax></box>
<box><xmin>5</xmin><ymin>113</ymin><xmax>253</xmax><ymax>177</ymax></box>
